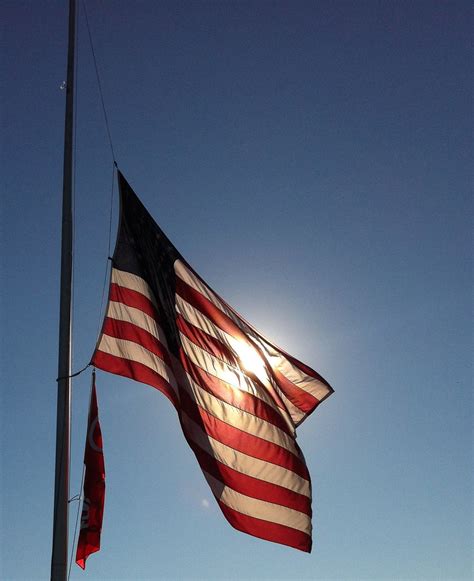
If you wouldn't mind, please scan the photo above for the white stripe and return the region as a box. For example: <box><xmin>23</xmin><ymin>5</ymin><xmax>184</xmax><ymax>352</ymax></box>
<box><xmin>106</xmin><ymin>300</ymin><xmax>169</xmax><ymax>348</ymax></box>
<box><xmin>181</xmin><ymin>413</ymin><xmax>310</xmax><ymax>497</ymax></box>
<box><xmin>260</xmin><ymin>337</ymin><xmax>332</xmax><ymax>402</ymax></box>
<box><xmin>97</xmin><ymin>335</ymin><xmax>178</xmax><ymax>397</ymax></box>
<box><xmin>203</xmin><ymin>471</ymin><xmax>311</xmax><ymax>535</ymax></box>
<box><xmin>176</xmin><ymin>294</ymin><xmax>230</xmax><ymax>350</ymax></box>
<box><xmin>111</xmin><ymin>268</ymin><xmax>158</xmax><ymax>308</ymax></box>
<box><xmin>175</xmin><ymin>260</ymin><xmax>238</xmax><ymax>325</ymax></box>
<box><xmin>176</xmin><ymin>295</ymin><xmax>305</xmax><ymax>426</ymax></box>
<box><xmin>175</xmin><ymin>366</ymin><xmax>299</xmax><ymax>456</ymax></box>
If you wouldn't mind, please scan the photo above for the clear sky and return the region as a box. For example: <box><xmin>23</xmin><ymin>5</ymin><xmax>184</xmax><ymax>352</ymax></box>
<box><xmin>1</xmin><ymin>1</ymin><xmax>472</xmax><ymax>579</ymax></box>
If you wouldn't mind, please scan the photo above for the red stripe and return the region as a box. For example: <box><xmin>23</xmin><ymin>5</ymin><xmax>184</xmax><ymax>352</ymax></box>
<box><xmin>101</xmin><ymin>317</ymin><xmax>173</xmax><ymax>369</ymax></box>
<box><xmin>179</xmin><ymin>348</ymin><xmax>293</xmax><ymax>437</ymax></box>
<box><xmin>178</xmin><ymin>387</ymin><xmax>310</xmax><ymax>481</ymax></box>
<box><xmin>176</xmin><ymin>314</ymin><xmax>237</xmax><ymax>366</ymax></box>
<box><xmin>92</xmin><ymin>350</ymin><xmax>179</xmax><ymax>409</ymax></box>
<box><xmin>109</xmin><ymin>282</ymin><xmax>158</xmax><ymax>320</ymax></box>
<box><xmin>283</xmin><ymin>351</ymin><xmax>332</xmax><ymax>390</ymax></box>
<box><xmin>182</xmin><ymin>430</ymin><xmax>311</xmax><ymax>514</ymax></box>
<box><xmin>216</xmin><ymin>498</ymin><xmax>312</xmax><ymax>552</ymax></box>
<box><xmin>272</xmin><ymin>368</ymin><xmax>319</xmax><ymax>413</ymax></box>
<box><xmin>176</xmin><ymin>276</ymin><xmax>248</xmax><ymax>344</ymax></box>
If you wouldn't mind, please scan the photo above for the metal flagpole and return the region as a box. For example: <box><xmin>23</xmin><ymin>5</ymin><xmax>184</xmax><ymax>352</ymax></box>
<box><xmin>51</xmin><ymin>0</ymin><xmax>76</xmax><ymax>579</ymax></box>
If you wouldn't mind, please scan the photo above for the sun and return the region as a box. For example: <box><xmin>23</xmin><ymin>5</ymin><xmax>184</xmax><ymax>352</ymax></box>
<box><xmin>233</xmin><ymin>339</ymin><xmax>267</xmax><ymax>379</ymax></box>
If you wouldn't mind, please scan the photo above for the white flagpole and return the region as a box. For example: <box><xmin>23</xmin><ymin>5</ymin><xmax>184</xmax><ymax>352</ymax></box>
<box><xmin>51</xmin><ymin>0</ymin><xmax>76</xmax><ymax>579</ymax></box>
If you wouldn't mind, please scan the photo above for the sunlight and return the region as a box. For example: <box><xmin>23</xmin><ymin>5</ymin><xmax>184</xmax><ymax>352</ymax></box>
<box><xmin>232</xmin><ymin>339</ymin><xmax>267</xmax><ymax>379</ymax></box>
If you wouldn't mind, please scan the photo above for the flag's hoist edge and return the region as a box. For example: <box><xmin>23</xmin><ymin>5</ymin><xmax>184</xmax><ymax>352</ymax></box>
<box><xmin>92</xmin><ymin>170</ymin><xmax>334</xmax><ymax>553</ymax></box>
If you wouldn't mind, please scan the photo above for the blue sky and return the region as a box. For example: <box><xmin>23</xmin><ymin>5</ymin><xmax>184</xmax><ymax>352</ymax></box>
<box><xmin>1</xmin><ymin>1</ymin><xmax>472</xmax><ymax>579</ymax></box>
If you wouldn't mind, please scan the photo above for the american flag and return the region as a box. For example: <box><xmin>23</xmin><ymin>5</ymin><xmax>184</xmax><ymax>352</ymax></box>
<box><xmin>92</xmin><ymin>170</ymin><xmax>333</xmax><ymax>552</ymax></box>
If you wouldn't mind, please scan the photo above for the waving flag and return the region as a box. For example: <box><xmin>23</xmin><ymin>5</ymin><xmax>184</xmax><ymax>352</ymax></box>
<box><xmin>92</xmin><ymin>170</ymin><xmax>333</xmax><ymax>552</ymax></box>
<box><xmin>76</xmin><ymin>372</ymin><xmax>105</xmax><ymax>569</ymax></box>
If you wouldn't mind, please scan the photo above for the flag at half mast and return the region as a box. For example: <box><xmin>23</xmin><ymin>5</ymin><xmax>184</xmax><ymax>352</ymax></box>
<box><xmin>92</xmin><ymin>170</ymin><xmax>333</xmax><ymax>552</ymax></box>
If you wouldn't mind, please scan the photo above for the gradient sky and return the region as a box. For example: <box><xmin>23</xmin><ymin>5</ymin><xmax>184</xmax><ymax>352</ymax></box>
<box><xmin>1</xmin><ymin>1</ymin><xmax>472</xmax><ymax>579</ymax></box>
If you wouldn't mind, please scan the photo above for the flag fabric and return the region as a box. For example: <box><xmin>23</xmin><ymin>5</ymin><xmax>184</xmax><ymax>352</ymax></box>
<box><xmin>76</xmin><ymin>371</ymin><xmax>105</xmax><ymax>569</ymax></box>
<box><xmin>92</xmin><ymin>170</ymin><xmax>333</xmax><ymax>552</ymax></box>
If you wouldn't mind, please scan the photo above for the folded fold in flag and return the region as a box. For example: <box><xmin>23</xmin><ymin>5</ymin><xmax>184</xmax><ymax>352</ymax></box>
<box><xmin>76</xmin><ymin>371</ymin><xmax>105</xmax><ymax>569</ymax></box>
<box><xmin>92</xmin><ymin>170</ymin><xmax>333</xmax><ymax>552</ymax></box>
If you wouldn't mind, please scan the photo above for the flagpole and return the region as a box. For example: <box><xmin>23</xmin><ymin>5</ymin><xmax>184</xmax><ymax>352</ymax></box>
<box><xmin>51</xmin><ymin>0</ymin><xmax>76</xmax><ymax>579</ymax></box>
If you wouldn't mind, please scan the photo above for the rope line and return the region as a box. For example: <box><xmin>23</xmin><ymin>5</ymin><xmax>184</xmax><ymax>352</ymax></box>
<box><xmin>67</xmin><ymin>373</ymin><xmax>92</xmax><ymax>580</ymax></box>
<box><xmin>68</xmin><ymin>462</ymin><xmax>86</xmax><ymax>579</ymax></box>
<box><xmin>107</xmin><ymin>162</ymin><xmax>116</xmax><ymax>258</ymax></box>
<box><xmin>94</xmin><ymin>162</ymin><xmax>116</xmax><ymax>346</ymax></box>
<box><xmin>56</xmin><ymin>362</ymin><xmax>91</xmax><ymax>382</ymax></box>
<box><xmin>81</xmin><ymin>0</ymin><xmax>117</xmax><ymax>163</ymax></box>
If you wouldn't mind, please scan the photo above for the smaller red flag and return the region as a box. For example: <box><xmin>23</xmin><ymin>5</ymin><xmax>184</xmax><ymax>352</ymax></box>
<box><xmin>76</xmin><ymin>371</ymin><xmax>105</xmax><ymax>569</ymax></box>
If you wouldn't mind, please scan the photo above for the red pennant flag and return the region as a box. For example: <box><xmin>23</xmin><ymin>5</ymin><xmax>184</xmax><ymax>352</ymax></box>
<box><xmin>76</xmin><ymin>371</ymin><xmax>105</xmax><ymax>569</ymax></box>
